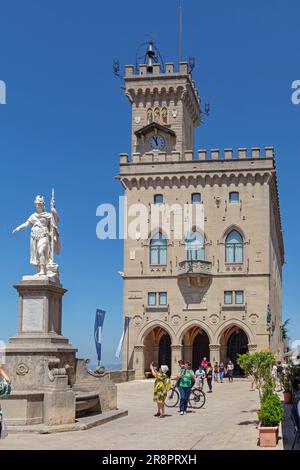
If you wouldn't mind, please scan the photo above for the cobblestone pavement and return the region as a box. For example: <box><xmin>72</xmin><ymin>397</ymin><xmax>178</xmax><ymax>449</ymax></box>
<box><xmin>0</xmin><ymin>378</ymin><xmax>283</xmax><ymax>450</ymax></box>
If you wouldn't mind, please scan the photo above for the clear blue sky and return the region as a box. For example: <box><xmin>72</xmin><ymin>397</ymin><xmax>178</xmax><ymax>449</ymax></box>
<box><xmin>0</xmin><ymin>0</ymin><xmax>299</xmax><ymax>364</ymax></box>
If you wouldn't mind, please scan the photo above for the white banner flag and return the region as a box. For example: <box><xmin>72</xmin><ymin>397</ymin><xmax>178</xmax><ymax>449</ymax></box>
<box><xmin>115</xmin><ymin>316</ymin><xmax>131</xmax><ymax>359</ymax></box>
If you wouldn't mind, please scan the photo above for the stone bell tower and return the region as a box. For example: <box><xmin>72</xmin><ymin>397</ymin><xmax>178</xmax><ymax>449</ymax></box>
<box><xmin>124</xmin><ymin>42</ymin><xmax>201</xmax><ymax>158</ymax></box>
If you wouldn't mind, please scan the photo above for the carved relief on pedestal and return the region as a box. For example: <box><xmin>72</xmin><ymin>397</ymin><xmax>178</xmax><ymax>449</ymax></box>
<box><xmin>248</xmin><ymin>343</ymin><xmax>257</xmax><ymax>352</ymax></box>
<box><xmin>16</xmin><ymin>362</ymin><xmax>29</xmax><ymax>376</ymax></box>
<box><xmin>209</xmin><ymin>344</ymin><xmax>220</xmax><ymax>351</ymax></box>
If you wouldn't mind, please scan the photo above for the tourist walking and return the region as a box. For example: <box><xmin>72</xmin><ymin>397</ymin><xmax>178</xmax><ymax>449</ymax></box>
<box><xmin>177</xmin><ymin>361</ymin><xmax>196</xmax><ymax>415</ymax></box>
<box><xmin>219</xmin><ymin>362</ymin><xmax>225</xmax><ymax>383</ymax></box>
<box><xmin>195</xmin><ymin>365</ymin><xmax>206</xmax><ymax>390</ymax></box>
<box><xmin>227</xmin><ymin>360</ymin><xmax>234</xmax><ymax>382</ymax></box>
<box><xmin>213</xmin><ymin>362</ymin><xmax>219</xmax><ymax>383</ymax></box>
<box><xmin>150</xmin><ymin>362</ymin><xmax>170</xmax><ymax>418</ymax></box>
<box><xmin>0</xmin><ymin>364</ymin><xmax>11</xmax><ymax>439</ymax></box>
<box><xmin>201</xmin><ymin>357</ymin><xmax>208</xmax><ymax>371</ymax></box>
<box><xmin>206</xmin><ymin>362</ymin><xmax>213</xmax><ymax>393</ymax></box>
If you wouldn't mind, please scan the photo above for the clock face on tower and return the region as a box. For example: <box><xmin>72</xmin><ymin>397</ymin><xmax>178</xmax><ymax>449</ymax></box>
<box><xmin>149</xmin><ymin>135</ymin><xmax>166</xmax><ymax>151</ymax></box>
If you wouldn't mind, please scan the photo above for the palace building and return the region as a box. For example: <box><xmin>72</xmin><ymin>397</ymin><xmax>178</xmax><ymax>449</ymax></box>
<box><xmin>117</xmin><ymin>44</ymin><xmax>284</xmax><ymax>378</ymax></box>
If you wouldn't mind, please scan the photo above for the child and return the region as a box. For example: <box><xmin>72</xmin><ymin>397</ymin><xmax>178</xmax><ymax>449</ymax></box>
<box><xmin>195</xmin><ymin>365</ymin><xmax>206</xmax><ymax>390</ymax></box>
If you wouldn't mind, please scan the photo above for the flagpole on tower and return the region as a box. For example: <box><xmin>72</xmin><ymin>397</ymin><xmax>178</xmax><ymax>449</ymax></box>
<box><xmin>178</xmin><ymin>0</ymin><xmax>183</xmax><ymax>64</ymax></box>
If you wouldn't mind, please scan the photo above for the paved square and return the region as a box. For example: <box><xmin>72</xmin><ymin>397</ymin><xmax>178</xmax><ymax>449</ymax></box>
<box><xmin>0</xmin><ymin>379</ymin><xmax>283</xmax><ymax>450</ymax></box>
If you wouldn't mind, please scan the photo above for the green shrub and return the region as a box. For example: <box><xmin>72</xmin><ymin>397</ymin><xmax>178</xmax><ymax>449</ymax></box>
<box><xmin>258</xmin><ymin>393</ymin><xmax>284</xmax><ymax>427</ymax></box>
<box><xmin>261</xmin><ymin>376</ymin><xmax>275</xmax><ymax>401</ymax></box>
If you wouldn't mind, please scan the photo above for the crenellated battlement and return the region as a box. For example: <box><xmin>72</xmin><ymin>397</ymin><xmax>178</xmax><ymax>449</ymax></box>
<box><xmin>125</xmin><ymin>61</ymin><xmax>189</xmax><ymax>78</ymax></box>
<box><xmin>119</xmin><ymin>147</ymin><xmax>275</xmax><ymax>165</ymax></box>
<box><xmin>124</xmin><ymin>61</ymin><xmax>200</xmax><ymax>104</ymax></box>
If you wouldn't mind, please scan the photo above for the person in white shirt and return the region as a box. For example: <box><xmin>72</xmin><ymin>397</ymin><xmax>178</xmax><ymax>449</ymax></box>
<box><xmin>195</xmin><ymin>365</ymin><xmax>206</xmax><ymax>390</ymax></box>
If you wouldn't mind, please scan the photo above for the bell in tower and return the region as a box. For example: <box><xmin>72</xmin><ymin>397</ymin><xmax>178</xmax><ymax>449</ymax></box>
<box><xmin>123</xmin><ymin>42</ymin><xmax>201</xmax><ymax>160</ymax></box>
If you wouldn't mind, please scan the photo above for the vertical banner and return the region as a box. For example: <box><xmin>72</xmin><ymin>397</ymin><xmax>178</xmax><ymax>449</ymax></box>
<box><xmin>115</xmin><ymin>315</ymin><xmax>131</xmax><ymax>359</ymax></box>
<box><xmin>94</xmin><ymin>309</ymin><xmax>106</xmax><ymax>366</ymax></box>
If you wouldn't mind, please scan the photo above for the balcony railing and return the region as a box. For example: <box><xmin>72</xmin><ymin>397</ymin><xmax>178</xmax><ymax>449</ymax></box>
<box><xmin>178</xmin><ymin>259</ymin><xmax>212</xmax><ymax>277</ymax></box>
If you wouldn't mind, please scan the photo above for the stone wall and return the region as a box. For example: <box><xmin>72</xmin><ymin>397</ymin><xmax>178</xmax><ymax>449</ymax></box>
<box><xmin>109</xmin><ymin>370</ymin><xmax>135</xmax><ymax>383</ymax></box>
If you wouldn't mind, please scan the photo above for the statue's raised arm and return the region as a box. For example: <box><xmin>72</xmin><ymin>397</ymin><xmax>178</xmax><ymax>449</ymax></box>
<box><xmin>12</xmin><ymin>220</ymin><xmax>31</xmax><ymax>234</ymax></box>
<box><xmin>12</xmin><ymin>192</ymin><xmax>60</xmax><ymax>281</ymax></box>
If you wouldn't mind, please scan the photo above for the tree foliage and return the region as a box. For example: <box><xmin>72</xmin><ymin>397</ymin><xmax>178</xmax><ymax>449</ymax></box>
<box><xmin>280</xmin><ymin>319</ymin><xmax>290</xmax><ymax>340</ymax></box>
<box><xmin>237</xmin><ymin>350</ymin><xmax>276</xmax><ymax>398</ymax></box>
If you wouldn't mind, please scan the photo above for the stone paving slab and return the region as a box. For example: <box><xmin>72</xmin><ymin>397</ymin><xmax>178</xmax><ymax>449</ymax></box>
<box><xmin>0</xmin><ymin>378</ymin><xmax>283</xmax><ymax>450</ymax></box>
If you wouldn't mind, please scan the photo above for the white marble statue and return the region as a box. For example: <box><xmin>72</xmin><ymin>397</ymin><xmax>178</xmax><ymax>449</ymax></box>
<box><xmin>12</xmin><ymin>190</ymin><xmax>60</xmax><ymax>279</ymax></box>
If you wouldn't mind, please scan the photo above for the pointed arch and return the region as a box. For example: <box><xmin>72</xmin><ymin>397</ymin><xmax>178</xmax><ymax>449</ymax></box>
<box><xmin>225</xmin><ymin>229</ymin><xmax>244</xmax><ymax>264</ymax></box>
<box><xmin>150</xmin><ymin>231</ymin><xmax>167</xmax><ymax>265</ymax></box>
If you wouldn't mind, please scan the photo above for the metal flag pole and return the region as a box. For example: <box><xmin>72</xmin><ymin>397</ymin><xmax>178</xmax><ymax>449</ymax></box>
<box><xmin>126</xmin><ymin>319</ymin><xmax>130</xmax><ymax>381</ymax></box>
<box><xmin>178</xmin><ymin>0</ymin><xmax>183</xmax><ymax>64</ymax></box>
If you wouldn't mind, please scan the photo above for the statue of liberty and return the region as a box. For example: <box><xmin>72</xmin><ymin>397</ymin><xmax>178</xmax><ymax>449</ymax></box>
<box><xmin>12</xmin><ymin>190</ymin><xmax>60</xmax><ymax>279</ymax></box>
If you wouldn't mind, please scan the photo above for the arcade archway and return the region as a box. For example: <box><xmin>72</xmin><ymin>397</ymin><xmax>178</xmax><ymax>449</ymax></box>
<box><xmin>220</xmin><ymin>325</ymin><xmax>249</xmax><ymax>375</ymax></box>
<box><xmin>182</xmin><ymin>326</ymin><xmax>210</xmax><ymax>371</ymax></box>
<box><xmin>143</xmin><ymin>326</ymin><xmax>172</xmax><ymax>375</ymax></box>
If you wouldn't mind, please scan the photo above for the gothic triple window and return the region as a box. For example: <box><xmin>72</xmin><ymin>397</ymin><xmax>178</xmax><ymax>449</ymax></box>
<box><xmin>225</xmin><ymin>230</ymin><xmax>243</xmax><ymax>263</ymax></box>
<box><xmin>150</xmin><ymin>232</ymin><xmax>167</xmax><ymax>265</ymax></box>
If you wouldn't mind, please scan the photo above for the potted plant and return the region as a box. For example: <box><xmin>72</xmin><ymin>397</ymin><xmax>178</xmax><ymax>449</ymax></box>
<box><xmin>238</xmin><ymin>350</ymin><xmax>284</xmax><ymax>448</ymax></box>
<box><xmin>258</xmin><ymin>392</ymin><xmax>284</xmax><ymax>447</ymax></box>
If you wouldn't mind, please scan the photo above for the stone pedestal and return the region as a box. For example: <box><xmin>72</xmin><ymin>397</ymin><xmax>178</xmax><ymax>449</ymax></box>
<box><xmin>3</xmin><ymin>278</ymin><xmax>119</xmax><ymax>431</ymax></box>
<box><xmin>5</xmin><ymin>279</ymin><xmax>77</xmax><ymax>392</ymax></box>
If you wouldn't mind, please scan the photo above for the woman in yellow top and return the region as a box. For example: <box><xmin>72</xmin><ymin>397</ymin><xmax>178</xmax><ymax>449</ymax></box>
<box><xmin>150</xmin><ymin>362</ymin><xmax>170</xmax><ymax>418</ymax></box>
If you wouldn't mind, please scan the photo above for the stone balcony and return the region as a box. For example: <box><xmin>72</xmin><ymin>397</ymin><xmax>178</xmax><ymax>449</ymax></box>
<box><xmin>177</xmin><ymin>260</ymin><xmax>212</xmax><ymax>287</ymax></box>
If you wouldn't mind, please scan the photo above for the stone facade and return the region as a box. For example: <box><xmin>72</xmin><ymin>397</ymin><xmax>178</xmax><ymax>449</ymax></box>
<box><xmin>118</xmin><ymin>57</ymin><xmax>284</xmax><ymax>379</ymax></box>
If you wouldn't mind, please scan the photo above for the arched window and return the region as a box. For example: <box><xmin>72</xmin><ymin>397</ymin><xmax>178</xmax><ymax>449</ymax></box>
<box><xmin>147</xmin><ymin>108</ymin><xmax>153</xmax><ymax>125</ymax></box>
<box><xmin>161</xmin><ymin>107</ymin><xmax>168</xmax><ymax>124</ymax></box>
<box><xmin>225</xmin><ymin>230</ymin><xmax>243</xmax><ymax>263</ymax></box>
<box><xmin>185</xmin><ymin>230</ymin><xmax>205</xmax><ymax>261</ymax></box>
<box><xmin>154</xmin><ymin>107</ymin><xmax>160</xmax><ymax>123</ymax></box>
<box><xmin>150</xmin><ymin>232</ymin><xmax>167</xmax><ymax>265</ymax></box>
